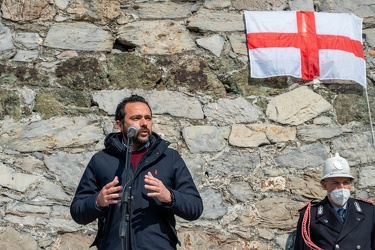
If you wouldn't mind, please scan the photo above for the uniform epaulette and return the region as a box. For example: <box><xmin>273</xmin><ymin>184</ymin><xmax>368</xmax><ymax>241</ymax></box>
<box><xmin>298</xmin><ymin>199</ymin><xmax>319</xmax><ymax>211</ymax></box>
<box><xmin>357</xmin><ymin>197</ymin><xmax>375</xmax><ymax>205</ymax></box>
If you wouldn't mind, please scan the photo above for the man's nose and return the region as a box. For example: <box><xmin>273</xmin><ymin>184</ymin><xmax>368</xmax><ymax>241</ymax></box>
<box><xmin>139</xmin><ymin>118</ymin><xmax>147</xmax><ymax>126</ymax></box>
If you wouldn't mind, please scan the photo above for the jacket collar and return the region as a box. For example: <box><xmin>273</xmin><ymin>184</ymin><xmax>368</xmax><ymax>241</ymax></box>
<box><xmin>315</xmin><ymin>197</ymin><xmax>365</xmax><ymax>240</ymax></box>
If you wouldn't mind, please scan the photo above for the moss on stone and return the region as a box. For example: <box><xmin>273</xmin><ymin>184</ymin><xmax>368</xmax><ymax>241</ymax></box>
<box><xmin>107</xmin><ymin>53</ymin><xmax>161</xmax><ymax>90</ymax></box>
<box><xmin>56</xmin><ymin>57</ymin><xmax>109</xmax><ymax>90</ymax></box>
<box><xmin>0</xmin><ymin>89</ymin><xmax>21</xmax><ymax>119</ymax></box>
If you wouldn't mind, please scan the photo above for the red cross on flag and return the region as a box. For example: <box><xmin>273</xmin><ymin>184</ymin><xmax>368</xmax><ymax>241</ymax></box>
<box><xmin>244</xmin><ymin>11</ymin><xmax>366</xmax><ymax>87</ymax></box>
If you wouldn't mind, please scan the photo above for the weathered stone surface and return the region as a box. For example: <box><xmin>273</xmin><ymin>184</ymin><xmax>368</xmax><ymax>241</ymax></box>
<box><xmin>1</xmin><ymin>0</ymin><xmax>55</xmax><ymax>21</ymax></box>
<box><xmin>93</xmin><ymin>89</ymin><xmax>204</xmax><ymax>119</ymax></box>
<box><xmin>0</xmin><ymin>227</ymin><xmax>37</xmax><ymax>250</ymax></box>
<box><xmin>358</xmin><ymin>166</ymin><xmax>375</xmax><ymax>188</ymax></box>
<box><xmin>182</xmin><ymin>126</ymin><xmax>230</xmax><ymax>153</ymax></box>
<box><xmin>0</xmin><ymin>24</ymin><xmax>14</xmax><ymax>51</ymax></box>
<box><xmin>275</xmin><ymin>143</ymin><xmax>328</xmax><ymax>169</ymax></box>
<box><xmin>0</xmin><ymin>89</ymin><xmax>20</xmax><ymax>119</ymax></box>
<box><xmin>187</xmin><ymin>9</ymin><xmax>244</xmax><ymax>32</ymax></box>
<box><xmin>253</xmin><ymin>197</ymin><xmax>302</xmax><ymax>229</ymax></box>
<box><xmin>34</xmin><ymin>88</ymin><xmax>92</xmax><ymax>119</ymax></box>
<box><xmin>288</xmin><ymin>172</ymin><xmax>326</xmax><ymax>199</ymax></box>
<box><xmin>56</xmin><ymin>57</ymin><xmax>109</xmax><ymax>90</ymax></box>
<box><xmin>0</xmin><ymin>163</ymin><xmax>39</xmax><ymax>192</ymax></box>
<box><xmin>66</xmin><ymin>0</ymin><xmax>121</xmax><ymax>22</ymax></box>
<box><xmin>334</xmin><ymin>93</ymin><xmax>368</xmax><ymax>125</ymax></box>
<box><xmin>228</xmin><ymin>181</ymin><xmax>253</xmax><ymax>202</ymax></box>
<box><xmin>206</xmin><ymin>148</ymin><xmax>260</xmax><ymax>177</ymax></box>
<box><xmin>13</xmin><ymin>50</ymin><xmax>39</xmax><ymax>62</ymax></box>
<box><xmin>57</xmin><ymin>233</ymin><xmax>94</xmax><ymax>250</ymax></box>
<box><xmin>318</xmin><ymin>0</ymin><xmax>375</xmax><ymax>17</ymax></box>
<box><xmin>128</xmin><ymin>2</ymin><xmax>199</xmax><ymax>19</ymax></box>
<box><xmin>266</xmin><ymin>86</ymin><xmax>332</xmax><ymax>125</ymax></box>
<box><xmin>45</xmin><ymin>151</ymin><xmax>96</xmax><ymax>192</ymax></box>
<box><xmin>165</xmin><ymin>55</ymin><xmax>227</xmax><ymax>98</ymax></box>
<box><xmin>204</xmin><ymin>0</ymin><xmax>231</xmax><ymax>9</ymax></box>
<box><xmin>117</xmin><ymin>20</ymin><xmax>196</xmax><ymax>54</ymax></box>
<box><xmin>297</xmin><ymin>124</ymin><xmax>344</xmax><ymax>141</ymax></box>
<box><xmin>199</xmin><ymin>188</ymin><xmax>227</xmax><ymax>219</ymax></box>
<box><xmin>196</xmin><ymin>34</ymin><xmax>225</xmax><ymax>57</ymax></box>
<box><xmin>14</xmin><ymin>32</ymin><xmax>42</xmax><ymax>50</ymax></box>
<box><xmin>289</xmin><ymin>0</ymin><xmax>314</xmax><ymax>11</ymax></box>
<box><xmin>0</xmin><ymin>64</ymin><xmax>48</xmax><ymax>87</ymax></box>
<box><xmin>330</xmin><ymin>133</ymin><xmax>375</xmax><ymax>165</ymax></box>
<box><xmin>228</xmin><ymin>33</ymin><xmax>248</xmax><ymax>56</ymax></box>
<box><xmin>229</xmin><ymin>124</ymin><xmax>268</xmax><ymax>148</ymax></box>
<box><xmin>204</xmin><ymin>97</ymin><xmax>263</xmax><ymax>126</ymax></box>
<box><xmin>1</xmin><ymin>117</ymin><xmax>103</xmax><ymax>152</ymax></box>
<box><xmin>232</xmin><ymin>0</ymin><xmax>287</xmax><ymax>11</ymax></box>
<box><xmin>230</xmin><ymin>123</ymin><xmax>269</xmax><ymax>147</ymax></box>
<box><xmin>147</xmin><ymin>90</ymin><xmax>204</xmax><ymax>119</ymax></box>
<box><xmin>107</xmin><ymin>53</ymin><xmax>162</xmax><ymax>90</ymax></box>
<box><xmin>44</xmin><ymin>23</ymin><xmax>114</xmax><ymax>51</ymax></box>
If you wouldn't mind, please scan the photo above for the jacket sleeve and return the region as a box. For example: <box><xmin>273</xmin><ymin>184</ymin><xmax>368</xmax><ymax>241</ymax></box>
<box><xmin>70</xmin><ymin>158</ymin><xmax>108</xmax><ymax>225</ymax></box>
<box><xmin>167</xmin><ymin>151</ymin><xmax>203</xmax><ymax>221</ymax></box>
<box><xmin>294</xmin><ymin>209</ymin><xmax>306</xmax><ymax>249</ymax></box>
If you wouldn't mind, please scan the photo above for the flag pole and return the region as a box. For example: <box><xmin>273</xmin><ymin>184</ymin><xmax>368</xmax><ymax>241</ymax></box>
<box><xmin>364</xmin><ymin>85</ymin><xmax>375</xmax><ymax>147</ymax></box>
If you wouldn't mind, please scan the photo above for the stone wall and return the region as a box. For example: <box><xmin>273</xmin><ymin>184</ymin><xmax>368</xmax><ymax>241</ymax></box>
<box><xmin>1</xmin><ymin>0</ymin><xmax>375</xmax><ymax>249</ymax></box>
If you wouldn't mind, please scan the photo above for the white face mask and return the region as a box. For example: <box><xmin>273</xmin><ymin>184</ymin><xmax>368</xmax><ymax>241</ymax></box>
<box><xmin>329</xmin><ymin>188</ymin><xmax>350</xmax><ymax>206</ymax></box>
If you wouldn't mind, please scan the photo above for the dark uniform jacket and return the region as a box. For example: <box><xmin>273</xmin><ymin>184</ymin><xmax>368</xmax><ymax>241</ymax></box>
<box><xmin>295</xmin><ymin>196</ymin><xmax>375</xmax><ymax>250</ymax></box>
<box><xmin>70</xmin><ymin>132</ymin><xmax>203</xmax><ymax>250</ymax></box>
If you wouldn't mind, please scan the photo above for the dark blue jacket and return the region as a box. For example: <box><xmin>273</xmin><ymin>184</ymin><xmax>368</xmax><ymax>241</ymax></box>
<box><xmin>70</xmin><ymin>132</ymin><xmax>203</xmax><ymax>249</ymax></box>
<box><xmin>295</xmin><ymin>196</ymin><xmax>375</xmax><ymax>250</ymax></box>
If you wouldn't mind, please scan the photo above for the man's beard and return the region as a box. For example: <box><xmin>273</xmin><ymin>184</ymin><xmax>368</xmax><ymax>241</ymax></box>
<box><xmin>133</xmin><ymin>130</ymin><xmax>150</xmax><ymax>145</ymax></box>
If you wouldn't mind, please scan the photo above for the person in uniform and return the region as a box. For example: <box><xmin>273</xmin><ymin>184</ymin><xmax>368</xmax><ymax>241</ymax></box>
<box><xmin>294</xmin><ymin>153</ymin><xmax>375</xmax><ymax>250</ymax></box>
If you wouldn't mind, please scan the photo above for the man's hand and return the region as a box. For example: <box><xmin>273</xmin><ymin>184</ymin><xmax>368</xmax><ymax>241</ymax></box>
<box><xmin>144</xmin><ymin>172</ymin><xmax>171</xmax><ymax>203</ymax></box>
<box><xmin>96</xmin><ymin>176</ymin><xmax>123</xmax><ymax>208</ymax></box>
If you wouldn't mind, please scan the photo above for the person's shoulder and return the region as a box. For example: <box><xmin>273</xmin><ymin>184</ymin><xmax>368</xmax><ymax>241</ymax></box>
<box><xmin>354</xmin><ymin>197</ymin><xmax>375</xmax><ymax>206</ymax></box>
<box><xmin>298</xmin><ymin>199</ymin><xmax>320</xmax><ymax>212</ymax></box>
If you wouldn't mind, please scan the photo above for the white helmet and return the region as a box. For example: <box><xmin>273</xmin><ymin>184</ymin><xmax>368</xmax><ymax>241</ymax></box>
<box><xmin>321</xmin><ymin>153</ymin><xmax>354</xmax><ymax>181</ymax></box>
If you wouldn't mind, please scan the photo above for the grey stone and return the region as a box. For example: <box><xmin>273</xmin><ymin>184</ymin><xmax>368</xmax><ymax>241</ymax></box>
<box><xmin>44</xmin><ymin>151</ymin><xmax>95</xmax><ymax>192</ymax></box>
<box><xmin>266</xmin><ymin>86</ymin><xmax>331</xmax><ymax>125</ymax></box>
<box><xmin>187</xmin><ymin>9</ymin><xmax>244</xmax><ymax>32</ymax></box>
<box><xmin>0</xmin><ymin>227</ymin><xmax>37</xmax><ymax>250</ymax></box>
<box><xmin>14</xmin><ymin>33</ymin><xmax>43</xmax><ymax>50</ymax></box>
<box><xmin>289</xmin><ymin>0</ymin><xmax>315</xmax><ymax>11</ymax></box>
<box><xmin>117</xmin><ymin>20</ymin><xmax>196</xmax><ymax>55</ymax></box>
<box><xmin>275</xmin><ymin>143</ymin><xmax>328</xmax><ymax>169</ymax></box>
<box><xmin>44</xmin><ymin>23</ymin><xmax>114</xmax><ymax>51</ymax></box>
<box><xmin>297</xmin><ymin>124</ymin><xmax>344</xmax><ymax>141</ymax></box>
<box><xmin>200</xmin><ymin>188</ymin><xmax>227</xmax><ymax>219</ymax></box>
<box><xmin>0</xmin><ymin>24</ymin><xmax>14</xmax><ymax>51</ymax></box>
<box><xmin>204</xmin><ymin>97</ymin><xmax>263</xmax><ymax>126</ymax></box>
<box><xmin>196</xmin><ymin>34</ymin><xmax>225</xmax><ymax>57</ymax></box>
<box><xmin>130</xmin><ymin>2</ymin><xmax>199</xmax><ymax>19</ymax></box>
<box><xmin>0</xmin><ymin>163</ymin><xmax>39</xmax><ymax>192</ymax></box>
<box><xmin>182</xmin><ymin>126</ymin><xmax>230</xmax><ymax>153</ymax></box>
<box><xmin>13</xmin><ymin>50</ymin><xmax>39</xmax><ymax>62</ymax></box>
<box><xmin>358</xmin><ymin>166</ymin><xmax>375</xmax><ymax>188</ymax></box>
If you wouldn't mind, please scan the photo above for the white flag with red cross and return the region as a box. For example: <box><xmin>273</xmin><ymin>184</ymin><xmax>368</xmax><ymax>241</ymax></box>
<box><xmin>244</xmin><ymin>11</ymin><xmax>366</xmax><ymax>87</ymax></box>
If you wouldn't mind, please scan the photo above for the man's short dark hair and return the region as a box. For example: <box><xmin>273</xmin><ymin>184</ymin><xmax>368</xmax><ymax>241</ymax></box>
<box><xmin>115</xmin><ymin>94</ymin><xmax>152</xmax><ymax>121</ymax></box>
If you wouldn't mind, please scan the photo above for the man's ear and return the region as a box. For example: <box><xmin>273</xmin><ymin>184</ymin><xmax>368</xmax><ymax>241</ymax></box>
<box><xmin>321</xmin><ymin>180</ymin><xmax>327</xmax><ymax>190</ymax></box>
<box><xmin>115</xmin><ymin>120</ymin><xmax>123</xmax><ymax>131</ymax></box>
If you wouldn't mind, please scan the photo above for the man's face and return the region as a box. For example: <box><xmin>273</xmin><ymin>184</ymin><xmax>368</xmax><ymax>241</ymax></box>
<box><xmin>321</xmin><ymin>177</ymin><xmax>351</xmax><ymax>194</ymax></box>
<box><xmin>116</xmin><ymin>102</ymin><xmax>152</xmax><ymax>148</ymax></box>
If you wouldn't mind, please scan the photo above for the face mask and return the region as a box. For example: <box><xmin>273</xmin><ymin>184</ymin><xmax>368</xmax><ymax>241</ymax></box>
<box><xmin>329</xmin><ymin>188</ymin><xmax>350</xmax><ymax>206</ymax></box>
